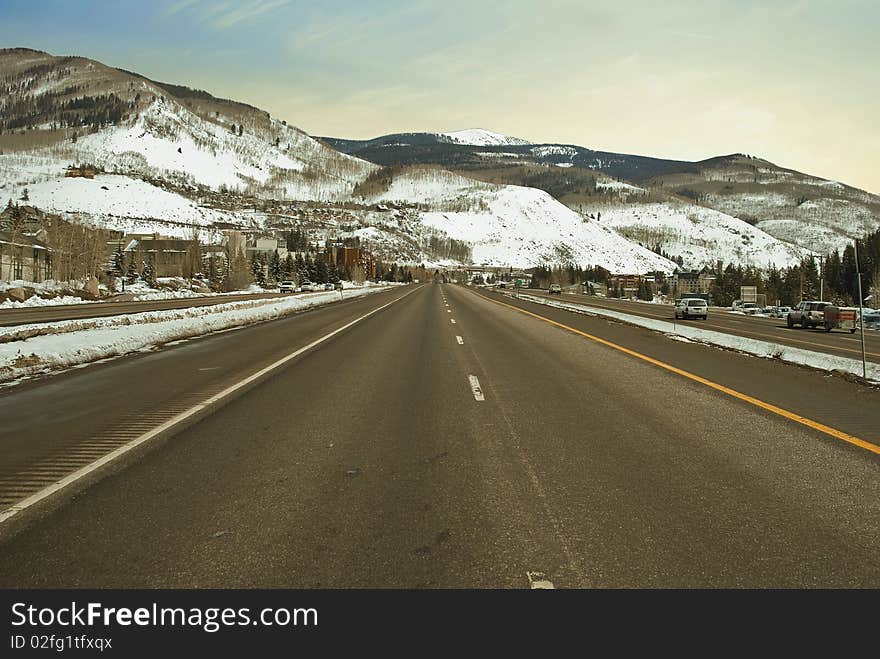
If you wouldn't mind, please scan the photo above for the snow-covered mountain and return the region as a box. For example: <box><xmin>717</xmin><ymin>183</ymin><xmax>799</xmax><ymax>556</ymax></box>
<box><xmin>1</xmin><ymin>48</ymin><xmax>849</xmax><ymax>274</ymax></box>
<box><xmin>358</xmin><ymin>168</ymin><xmax>676</xmax><ymax>272</ymax></box>
<box><xmin>436</xmin><ymin>129</ymin><xmax>531</xmax><ymax>147</ymax></box>
<box><xmin>325</xmin><ymin>131</ymin><xmax>880</xmax><ymax>262</ymax></box>
<box><xmin>0</xmin><ymin>48</ymin><xmax>374</xmax><ymax>203</ymax></box>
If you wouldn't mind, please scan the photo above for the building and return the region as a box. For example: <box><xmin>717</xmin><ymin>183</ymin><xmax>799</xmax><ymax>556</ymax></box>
<box><xmin>671</xmin><ymin>270</ymin><xmax>715</xmax><ymax>295</ymax></box>
<box><xmin>124</xmin><ymin>235</ymin><xmax>197</xmax><ymax>278</ymax></box>
<box><xmin>0</xmin><ymin>230</ymin><xmax>51</xmax><ymax>282</ymax></box>
<box><xmin>609</xmin><ymin>274</ymin><xmax>654</xmax><ymax>297</ymax></box>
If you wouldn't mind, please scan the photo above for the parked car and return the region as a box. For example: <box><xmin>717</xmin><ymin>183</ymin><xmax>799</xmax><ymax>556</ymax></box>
<box><xmin>324</xmin><ymin>283</ymin><xmax>334</xmax><ymax>291</ymax></box>
<box><xmin>674</xmin><ymin>297</ymin><xmax>708</xmax><ymax>320</ymax></box>
<box><xmin>300</xmin><ymin>281</ymin><xmax>317</xmax><ymax>292</ymax></box>
<box><xmin>787</xmin><ymin>300</ymin><xmax>829</xmax><ymax>328</ymax></box>
<box><xmin>279</xmin><ymin>280</ymin><xmax>295</xmax><ymax>293</ymax></box>
<box><xmin>549</xmin><ymin>283</ymin><xmax>562</xmax><ymax>295</ymax></box>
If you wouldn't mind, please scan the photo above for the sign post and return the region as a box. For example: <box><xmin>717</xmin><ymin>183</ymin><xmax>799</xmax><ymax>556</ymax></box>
<box><xmin>854</xmin><ymin>239</ymin><xmax>868</xmax><ymax>379</ymax></box>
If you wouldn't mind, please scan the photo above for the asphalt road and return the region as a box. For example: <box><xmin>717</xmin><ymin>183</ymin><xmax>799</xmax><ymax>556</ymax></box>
<box><xmin>521</xmin><ymin>289</ymin><xmax>880</xmax><ymax>364</ymax></box>
<box><xmin>0</xmin><ymin>291</ymin><xmax>292</xmax><ymax>326</ymax></box>
<box><xmin>0</xmin><ymin>282</ymin><xmax>878</xmax><ymax>587</ymax></box>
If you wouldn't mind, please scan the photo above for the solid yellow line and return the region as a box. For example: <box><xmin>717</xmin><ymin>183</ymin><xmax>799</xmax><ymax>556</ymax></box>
<box><xmin>479</xmin><ymin>292</ymin><xmax>880</xmax><ymax>456</ymax></box>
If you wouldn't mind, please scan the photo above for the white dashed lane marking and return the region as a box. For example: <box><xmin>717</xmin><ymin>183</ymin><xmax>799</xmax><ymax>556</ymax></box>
<box><xmin>468</xmin><ymin>375</ymin><xmax>485</xmax><ymax>401</ymax></box>
<box><xmin>456</xmin><ymin>336</ymin><xmax>464</xmax><ymax>345</ymax></box>
<box><xmin>526</xmin><ymin>572</ymin><xmax>555</xmax><ymax>589</ymax></box>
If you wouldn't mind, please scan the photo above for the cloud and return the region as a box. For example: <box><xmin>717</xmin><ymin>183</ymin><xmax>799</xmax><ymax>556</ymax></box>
<box><xmin>166</xmin><ymin>0</ymin><xmax>291</xmax><ymax>30</ymax></box>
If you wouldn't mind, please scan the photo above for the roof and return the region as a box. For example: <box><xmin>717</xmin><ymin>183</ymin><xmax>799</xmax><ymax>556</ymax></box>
<box><xmin>125</xmin><ymin>238</ymin><xmax>193</xmax><ymax>253</ymax></box>
<box><xmin>0</xmin><ymin>230</ymin><xmax>50</xmax><ymax>250</ymax></box>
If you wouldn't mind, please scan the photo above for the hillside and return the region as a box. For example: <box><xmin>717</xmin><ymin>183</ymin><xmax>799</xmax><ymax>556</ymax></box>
<box><xmin>323</xmin><ymin>130</ymin><xmax>880</xmax><ymax>261</ymax></box>
<box><xmin>0</xmin><ymin>49</ymin><xmax>835</xmax><ymax>274</ymax></box>
<box><xmin>0</xmin><ymin>48</ymin><xmax>374</xmax><ymax>202</ymax></box>
<box><xmin>356</xmin><ymin>167</ymin><xmax>676</xmax><ymax>272</ymax></box>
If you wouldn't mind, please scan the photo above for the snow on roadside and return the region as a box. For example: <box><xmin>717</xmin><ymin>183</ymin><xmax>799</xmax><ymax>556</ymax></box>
<box><xmin>0</xmin><ymin>285</ymin><xmax>399</xmax><ymax>385</ymax></box>
<box><xmin>512</xmin><ymin>293</ymin><xmax>880</xmax><ymax>384</ymax></box>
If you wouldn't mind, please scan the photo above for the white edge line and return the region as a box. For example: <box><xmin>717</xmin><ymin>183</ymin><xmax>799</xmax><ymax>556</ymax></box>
<box><xmin>0</xmin><ymin>286</ymin><xmax>420</xmax><ymax>526</ymax></box>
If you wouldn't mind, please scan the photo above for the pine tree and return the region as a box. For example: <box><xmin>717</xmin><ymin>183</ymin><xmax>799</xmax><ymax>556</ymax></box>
<box><xmin>111</xmin><ymin>246</ymin><xmax>124</xmax><ymax>280</ymax></box>
<box><xmin>251</xmin><ymin>253</ymin><xmax>266</xmax><ymax>287</ymax></box>
<box><xmin>283</xmin><ymin>253</ymin><xmax>294</xmax><ymax>279</ymax></box>
<box><xmin>269</xmin><ymin>249</ymin><xmax>282</xmax><ymax>284</ymax></box>
<box><xmin>20</xmin><ymin>187</ymin><xmax>29</xmax><ymax>202</ymax></box>
<box><xmin>126</xmin><ymin>256</ymin><xmax>138</xmax><ymax>284</ymax></box>
<box><xmin>315</xmin><ymin>258</ymin><xmax>328</xmax><ymax>284</ymax></box>
<box><xmin>141</xmin><ymin>259</ymin><xmax>156</xmax><ymax>287</ymax></box>
<box><xmin>327</xmin><ymin>261</ymin><xmax>340</xmax><ymax>284</ymax></box>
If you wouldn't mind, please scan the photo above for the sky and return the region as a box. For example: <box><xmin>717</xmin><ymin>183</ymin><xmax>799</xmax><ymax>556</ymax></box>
<box><xmin>1</xmin><ymin>0</ymin><xmax>878</xmax><ymax>192</ymax></box>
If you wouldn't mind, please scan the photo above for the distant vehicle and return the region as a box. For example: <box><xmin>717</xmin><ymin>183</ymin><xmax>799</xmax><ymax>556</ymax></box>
<box><xmin>731</xmin><ymin>299</ymin><xmax>742</xmax><ymax>311</ymax></box>
<box><xmin>762</xmin><ymin>306</ymin><xmax>777</xmax><ymax>315</ymax></box>
<box><xmin>497</xmin><ymin>281</ymin><xmax>507</xmax><ymax>288</ymax></box>
<box><xmin>787</xmin><ymin>301</ymin><xmax>828</xmax><ymax>328</ymax></box>
<box><xmin>324</xmin><ymin>282</ymin><xmax>334</xmax><ymax>291</ymax></box>
<box><xmin>863</xmin><ymin>308</ymin><xmax>880</xmax><ymax>328</ymax></box>
<box><xmin>549</xmin><ymin>283</ymin><xmax>562</xmax><ymax>295</ymax></box>
<box><xmin>300</xmin><ymin>281</ymin><xmax>317</xmax><ymax>292</ymax></box>
<box><xmin>772</xmin><ymin>306</ymin><xmax>791</xmax><ymax>318</ymax></box>
<box><xmin>279</xmin><ymin>280</ymin><xmax>295</xmax><ymax>293</ymax></box>
<box><xmin>740</xmin><ymin>302</ymin><xmax>760</xmax><ymax>315</ymax></box>
<box><xmin>674</xmin><ymin>297</ymin><xmax>708</xmax><ymax>320</ymax></box>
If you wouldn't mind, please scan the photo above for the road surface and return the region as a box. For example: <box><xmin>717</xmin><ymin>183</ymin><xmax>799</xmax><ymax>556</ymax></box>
<box><xmin>0</xmin><ymin>283</ymin><xmax>878</xmax><ymax>587</ymax></box>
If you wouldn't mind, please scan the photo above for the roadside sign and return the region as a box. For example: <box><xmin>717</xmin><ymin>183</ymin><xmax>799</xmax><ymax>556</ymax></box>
<box><xmin>741</xmin><ymin>286</ymin><xmax>757</xmax><ymax>303</ymax></box>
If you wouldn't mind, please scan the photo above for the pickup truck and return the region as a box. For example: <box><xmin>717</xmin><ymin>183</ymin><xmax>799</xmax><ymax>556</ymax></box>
<box><xmin>786</xmin><ymin>301</ymin><xmax>828</xmax><ymax>329</ymax></box>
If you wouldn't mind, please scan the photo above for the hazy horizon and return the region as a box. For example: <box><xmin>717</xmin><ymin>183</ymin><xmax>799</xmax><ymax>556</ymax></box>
<box><xmin>1</xmin><ymin>0</ymin><xmax>878</xmax><ymax>193</ymax></box>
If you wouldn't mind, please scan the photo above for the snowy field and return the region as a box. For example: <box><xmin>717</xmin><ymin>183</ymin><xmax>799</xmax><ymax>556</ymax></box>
<box><xmin>0</xmin><ymin>284</ymin><xmax>399</xmax><ymax>385</ymax></box>
<box><xmin>512</xmin><ymin>293</ymin><xmax>880</xmax><ymax>384</ymax></box>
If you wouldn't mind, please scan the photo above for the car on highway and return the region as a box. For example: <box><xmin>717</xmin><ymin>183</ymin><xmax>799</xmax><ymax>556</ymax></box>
<box><xmin>497</xmin><ymin>281</ymin><xmax>507</xmax><ymax>289</ymax></box>
<box><xmin>787</xmin><ymin>300</ymin><xmax>828</xmax><ymax>328</ymax></box>
<box><xmin>674</xmin><ymin>297</ymin><xmax>708</xmax><ymax>320</ymax></box>
<box><xmin>324</xmin><ymin>283</ymin><xmax>334</xmax><ymax>291</ymax></box>
<box><xmin>300</xmin><ymin>281</ymin><xmax>317</xmax><ymax>292</ymax></box>
<box><xmin>771</xmin><ymin>306</ymin><xmax>791</xmax><ymax>318</ymax></box>
<box><xmin>279</xmin><ymin>280</ymin><xmax>295</xmax><ymax>293</ymax></box>
<box><xmin>740</xmin><ymin>302</ymin><xmax>760</xmax><ymax>315</ymax></box>
<box><xmin>549</xmin><ymin>283</ymin><xmax>562</xmax><ymax>295</ymax></box>
<box><xmin>762</xmin><ymin>306</ymin><xmax>777</xmax><ymax>315</ymax></box>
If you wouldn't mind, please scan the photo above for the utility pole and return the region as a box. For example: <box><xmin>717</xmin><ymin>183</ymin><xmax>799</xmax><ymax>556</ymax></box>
<box><xmin>818</xmin><ymin>254</ymin><xmax>824</xmax><ymax>301</ymax></box>
<box><xmin>854</xmin><ymin>238</ymin><xmax>867</xmax><ymax>379</ymax></box>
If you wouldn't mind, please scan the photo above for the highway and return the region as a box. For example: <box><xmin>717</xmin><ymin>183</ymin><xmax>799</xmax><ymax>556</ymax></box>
<box><xmin>0</xmin><ymin>282</ymin><xmax>878</xmax><ymax>587</ymax></box>
<box><xmin>522</xmin><ymin>289</ymin><xmax>880</xmax><ymax>364</ymax></box>
<box><xmin>0</xmin><ymin>291</ymin><xmax>291</xmax><ymax>326</ymax></box>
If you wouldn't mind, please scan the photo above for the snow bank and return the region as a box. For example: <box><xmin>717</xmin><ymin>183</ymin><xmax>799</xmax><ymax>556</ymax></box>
<box><xmin>513</xmin><ymin>293</ymin><xmax>880</xmax><ymax>384</ymax></box>
<box><xmin>0</xmin><ymin>285</ymin><xmax>398</xmax><ymax>385</ymax></box>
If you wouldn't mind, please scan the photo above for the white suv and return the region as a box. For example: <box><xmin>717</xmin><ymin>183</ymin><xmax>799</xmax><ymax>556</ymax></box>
<box><xmin>674</xmin><ymin>298</ymin><xmax>708</xmax><ymax>320</ymax></box>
